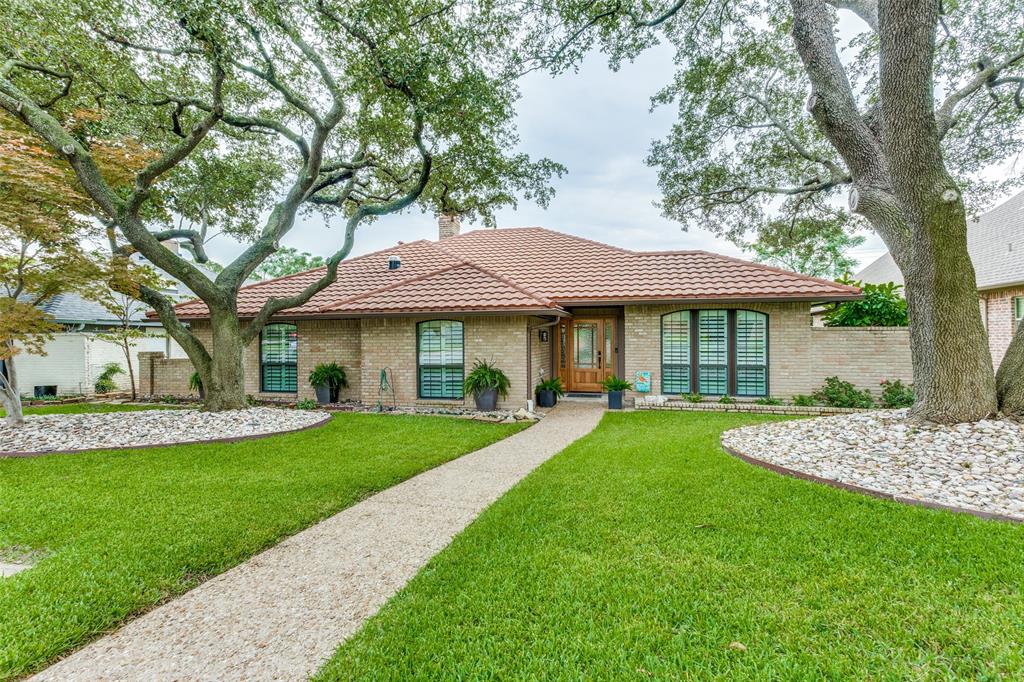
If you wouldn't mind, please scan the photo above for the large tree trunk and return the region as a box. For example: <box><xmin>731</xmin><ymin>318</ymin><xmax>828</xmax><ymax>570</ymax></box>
<box><xmin>1</xmin><ymin>344</ymin><xmax>25</xmax><ymax>426</ymax></box>
<box><xmin>202</xmin><ymin>310</ymin><xmax>248</xmax><ymax>412</ymax></box>
<box><xmin>996</xmin><ymin>325</ymin><xmax>1024</xmax><ymax>417</ymax></box>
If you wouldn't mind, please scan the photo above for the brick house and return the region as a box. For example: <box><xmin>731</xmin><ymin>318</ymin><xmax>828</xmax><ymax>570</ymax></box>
<box><xmin>143</xmin><ymin>218</ymin><xmax>914</xmax><ymax>408</ymax></box>
<box><xmin>858</xmin><ymin>190</ymin><xmax>1024</xmax><ymax>367</ymax></box>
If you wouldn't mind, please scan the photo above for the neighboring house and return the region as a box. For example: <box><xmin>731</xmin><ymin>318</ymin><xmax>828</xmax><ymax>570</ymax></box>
<box><xmin>145</xmin><ymin>217</ymin><xmax>914</xmax><ymax>408</ymax></box>
<box><xmin>14</xmin><ymin>292</ymin><xmax>179</xmax><ymax>397</ymax></box>
<box><xmin>857</xmin><ymin>190</ymin><xmax>1024</xmax><ymax>366</ymax></box>
<box><xmin>14</xmin><ymin>242</ymin><xmax>218</xmax><ymax>398</ymax></box>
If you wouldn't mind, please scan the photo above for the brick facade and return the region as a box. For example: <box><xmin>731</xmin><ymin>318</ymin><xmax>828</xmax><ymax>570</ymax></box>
<box><xmin>981</xmin><ymin>286</ymin><xmax>1024</xmax><ymax>367</ymax></box>
<box><xmin>623</xmin><ymin>302</ymin><xmax>913</xmax><ymax>401</ymax></box>
<box><xmin>143</xmin><ymin>303</ymin><xmax>912</xmax><ymax>407</ymax></box>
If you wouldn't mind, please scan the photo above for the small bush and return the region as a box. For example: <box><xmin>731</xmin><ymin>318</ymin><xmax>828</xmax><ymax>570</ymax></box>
<box><xmin>535</xmin><ymin>377</ymin><xmax>566</xmax><ymax>397</ymax></box>
<box><xmin>188</xmin><ymin>372</ymin><xmax>203</xmax><ymax>393</ymax></box>
<box><xmin>880</xmin><ymin>379</ymin><xmax>915</xmax><ymax>408</ymax></box>
<box><xmin>754</xmin><ymin>396</ymin><xmax>783</xmax><ymax>406</ymax></box>
<box><xmin>718</xmin><ymin>395</ymin><xmax>736</xmax><ymax>404</ymax></box>
<box><xmin>94</xmin><ymin>362</ymin><xmax>125</xmax><ymax>394</ymax></box>
<box><xmin>464</xmin><ymin>359</ymin><xmax>511</xmax><ymax>398</ymax></box>
<box><xmin>813</xmin><ymin>376</ymin><xmax>874</xmax><ymax>409</ymax></box>
<box><xmin>791</xmin><ymin>394</ymin><xmax>817</xmax><ymax>407</ymax></box>
<box><xmin>684</xmin><ymin>393</ymin><xmax>703</xmax><ymax>403</ymax></box>
<box><xmin>294</xmin><ymin>398</ymin><xmax>319</xmax><ymax>410</ymax></box>
<box><xmin>601</xmin><ymin>375</ymin><xmax>633</xmax><ymax>392</ymax></box>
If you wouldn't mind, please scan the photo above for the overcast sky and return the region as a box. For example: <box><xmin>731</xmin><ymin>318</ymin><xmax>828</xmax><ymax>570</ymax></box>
<box><xmin>202</xmin><ymin>19</ymin><xmax>889</xmax><ymax>274</ymax></box>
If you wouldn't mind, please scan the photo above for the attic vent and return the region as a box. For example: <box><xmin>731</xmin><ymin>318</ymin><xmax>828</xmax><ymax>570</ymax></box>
<box><xmin>387</xmin><ymin>254</ymin><xmax>401</xmax><ymax>271</ymax></box>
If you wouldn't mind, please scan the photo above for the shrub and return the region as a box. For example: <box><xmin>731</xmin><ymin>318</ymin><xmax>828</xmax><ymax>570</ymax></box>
<box><xmin>94</xmin><ymin>362</ymin><xmax>125</xmax><ymax>394</ymax></box>
<box><xmin>600</xmin><ymin>375</ymin><xmax>633</xmax><ymax>392</ymax></box>
<box><xmin>684</xmin><ymin>392</ymin><xmax>703</xmax><ymax>403</ymax></box>
<box><xmin>463</xmin><ymin>359</ymin><xmax>511</xmax><ymax>398</ymax></box>
<box><xmin>718</xmin><ymin>395</ymin><xmax>737</xmax><ymax>404</ymax></box>
<box><xmin>535</xmin><ymin>377</ymin><xmax>566</xmax><ymax>397</ymax></box>
<box><xmin>791</xmin><ymin>394</ymin><xmax>817</xmax><ymax>407</ymax></box>
<box><xmin>880</xmin><ymin>379</ymin><xmax>915</xmax><ymax>408</ymax></box>
<box><xmin>294</xmin><ymin>398</ymin><xmax>319</xmax><ymax>410</ymax></box>
<box><xmin>754</xmin><ymin>396</ymin><xmax>783</xmax><ymax>405</ymax></box>
<box><xmin>308</xmin><ymin>363</ymin><xmax>347</xmax><ymax>389</ymax></box>
<box><xmin>813</xmin><ymin>376</ymin><xmax>875</xmax><ymax>408</ymax></box>
<box><xmin>823</xmin><ymin>277</ymin><xmax>909</xmax><ymax>327</ymax></box>
<box><xmin>188</xmin><ymin>371</ymin><xmax>203</xmax><ymax>393</ymax></box>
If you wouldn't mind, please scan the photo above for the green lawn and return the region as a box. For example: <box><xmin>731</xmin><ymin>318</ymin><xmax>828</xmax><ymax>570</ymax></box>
<box><xmin>1</xmin><ymin>402</ymin><xmax>180</xmax><ymax>418</ymax></box>
<box><xmin>319</xmin><ymin>411</ymin><xmax>1024</xmax><ymax>681</ymax></box>
<box><xmin>0</xmin><ymin>412</ymin><xmax>526</xmax><ymax>679</ymax></box>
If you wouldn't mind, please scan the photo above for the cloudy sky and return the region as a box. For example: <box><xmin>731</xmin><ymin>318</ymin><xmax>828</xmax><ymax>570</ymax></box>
<box><xmin>204</xmin><ymin>18</ymin><xmax>890</xmax><ymax>273</ymax></box>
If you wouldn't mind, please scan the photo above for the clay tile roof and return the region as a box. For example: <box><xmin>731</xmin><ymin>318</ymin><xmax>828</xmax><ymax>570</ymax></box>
<box><xmin>170</xmin><ymin>226</ymin><xmax>859</xmax><ymax>319</ymax></box>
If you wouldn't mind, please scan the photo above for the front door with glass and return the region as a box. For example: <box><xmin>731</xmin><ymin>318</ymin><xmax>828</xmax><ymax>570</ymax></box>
<box><xmin>561</xmin><ymin>318</ymin><xmax>617</xmax><ymax>392</ymax></box>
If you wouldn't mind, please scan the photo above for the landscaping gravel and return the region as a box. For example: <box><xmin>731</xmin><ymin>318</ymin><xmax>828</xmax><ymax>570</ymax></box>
<box><xmin>722</xmin><ymin>410</ymin><xmax>1024</xmax><ymax>520</ymax></box>
<box><xmin>0</xmin><ymin>408</ymin><xmax>328</xmax><ymax>454</ymax></box>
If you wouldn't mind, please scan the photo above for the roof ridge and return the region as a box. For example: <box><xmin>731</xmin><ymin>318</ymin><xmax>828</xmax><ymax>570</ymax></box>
<box><xmin>425</xmin><ymin>240</ymin><xmax>556</xmax><ymax>307</ymax></box>
<box><xmin>318</xmin><ymin>261</ymin><xmax>465</xmax><ymax>312</ymax></box>
<box><xmin>677</xmin><ymin>250</ymin><xmax>861</xmax><ymax>294</ymax></box>
<box><xmin>445</xmin><ymin>226</ymin><xmax>637</xmax><ymax>255</ymax></box>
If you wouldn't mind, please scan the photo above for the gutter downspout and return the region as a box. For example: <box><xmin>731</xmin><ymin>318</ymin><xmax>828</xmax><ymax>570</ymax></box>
<box><xmin>527</xmin><ymin>317</ymin><xmax>561</xmax><ymax>406</ymax></box>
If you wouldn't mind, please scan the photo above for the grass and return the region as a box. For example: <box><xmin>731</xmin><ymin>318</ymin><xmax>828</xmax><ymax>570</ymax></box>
<box><xmin>319</xmin><ymin>411</ymin><xmax>1024</xmax><ymax>680</ymax></box>
<box><xmin>7</xmin><ymin>402</ymin><xmax>181</xmax><ymax>417</ymax></box>
<box><xmin>0</xmin><ymin>412</ymin><xmax>526</xmax><ymax>679</ymax></box>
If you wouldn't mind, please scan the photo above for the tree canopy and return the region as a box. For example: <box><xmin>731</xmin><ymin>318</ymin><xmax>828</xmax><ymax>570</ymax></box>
<box><xmin>743</xmin><ymin>215</ymin><xmax>864</xmax><ymax>279</ymax></box>
<box><xmin>253</xmin><ymin>247</ymin><xmax>325</xmax><ymax>280</ymax></box>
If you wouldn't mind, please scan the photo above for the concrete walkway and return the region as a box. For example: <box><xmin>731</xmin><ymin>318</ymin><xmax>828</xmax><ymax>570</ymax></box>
<box><xmin>33</xmin><ymin>402</ymin><xmax>604</xmax><ymax>681</ymax></box>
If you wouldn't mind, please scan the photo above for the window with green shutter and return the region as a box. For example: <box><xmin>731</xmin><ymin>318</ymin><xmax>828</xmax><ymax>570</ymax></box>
<box><xmin>417</xmin><ymin>320</ymin><xmax>464</xmax><ymax>399</ymax></box>
<box><xmin>660</xmin><ymin>309</ymin><xmax>769</xmax><ymax>397</ymax></box>
<box><xmin>661</xmin><ymin>311</ymin><xmax>691</xmax><ymax>394</ymax></box>
<box><xmin>698</xmin><ymin>310</ymin><xmax>729</xmax><ymax>395</ymax></box>
<box><xmin>1015</xmin><ymin>296</ymin><xmax>1024</xmax><ymax>331</ymax></box>
<box><xmin>260</xmin><ymin>323</ymin><xmax>298</xmax><ymax>393</ymax></box>
<box><xmin>735</xmin><ymin>310</ymin><xmax>768</xmax><ymax>396</ymax></box>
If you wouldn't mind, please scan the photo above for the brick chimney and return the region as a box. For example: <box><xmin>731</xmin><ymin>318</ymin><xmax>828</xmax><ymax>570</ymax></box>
<box><xmin>438</xmin><ymin>213</ymin><xmax>461</xmax><ymax>240</ymax></box>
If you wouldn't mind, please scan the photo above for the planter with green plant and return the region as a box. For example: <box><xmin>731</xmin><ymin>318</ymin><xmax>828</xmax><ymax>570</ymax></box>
<box><xmin>463</xmin><ymin>359</ymin><xmax>510</xmax><ymax>411</ymax></box>
<box><xmin>94</xmin><ymin>362</ymin><xmax>125</xmax><ymax>394</ymax></box>
<box><xmin>534</xmin><ymin>377</ymin><xmax>565</xmax><ymax>408</ymax></box>
<box><xmin>189</xmin><ymin>371</ymin><xmax>204</xmax><ymax>400</ymax></box>
<box><xmin>309</xmin><ymin>362</ymin><xmax>348</xmax><ymax>405</ymax></box>
<box><xmin>601</xmin><ymin>375</ymin><xmax>633</xmax><ymax>410</ymax></box>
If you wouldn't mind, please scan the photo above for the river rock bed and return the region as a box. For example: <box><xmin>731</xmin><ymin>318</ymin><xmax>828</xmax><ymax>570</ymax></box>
<box><xmin>722</xmin><ymin>410</ymin><xmax>1024</xmax><ymax>520</ymax></box>
<box><xmin>0</xmin><ymin>407</ymin><xmax>328</xmax><ymax>455</ymax></box>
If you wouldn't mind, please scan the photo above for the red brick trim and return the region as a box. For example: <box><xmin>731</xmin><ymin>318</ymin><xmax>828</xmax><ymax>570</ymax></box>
<box><xmin>720</xmin><ymin>442</ymin><xmax>1023</xmax><ymax>524</ymax></box>
<box><xmin>0</xmin><ymin>413</ymin><xmax>332</xmax><ymax>459</ymax></box>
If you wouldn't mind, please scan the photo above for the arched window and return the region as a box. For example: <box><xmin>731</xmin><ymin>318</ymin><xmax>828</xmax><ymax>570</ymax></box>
<box><xmin>261</xmin><ymin>323</ymin><xmax>298</xmax><ymax>393</ymax></box>
<box><xmin>417</xmin><ymin>320</ymin><xmax>464</xmax><ymax>399</ymax></box>
<box><xmin>660</xmin><ymin>310</ymin><xmax>768</xmax><ymax>397</ymax></box>
<box><xmin>734</xmin><ymin>310</ymin><xmax>768</xmax><ymax>396</ymax></box>
<box><xmin>661</xmin><ymin>311</ymin><xmax>691</xmax><ymax>394</ymax></box>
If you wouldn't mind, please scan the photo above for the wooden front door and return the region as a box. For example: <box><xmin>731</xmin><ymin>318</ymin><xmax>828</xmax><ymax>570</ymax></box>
<box><xmin>563</xmin><ymin>318</ymin><xmax>618</xmax><ymax>392</ymax></box>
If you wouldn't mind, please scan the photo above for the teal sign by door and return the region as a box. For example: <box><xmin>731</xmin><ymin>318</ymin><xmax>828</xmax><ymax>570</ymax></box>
<box><xmin>635</xmin><ymin>371</ymin><xmax>651</xmax><ymax>393</ymax></box>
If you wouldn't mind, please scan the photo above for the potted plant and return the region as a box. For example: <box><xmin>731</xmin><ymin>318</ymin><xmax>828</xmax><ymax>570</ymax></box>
<box><xmin>463</xmin><ymin>359</ymin><xmax>510</xmax><ymax>411</ymax></box>
<box><xmin>309</xmin><ymin>362</ymin><xmax>348</xmax><ymax>405</ymax></box>
<box><xmin>601</xmin><ymin>374</ymin><xmax>633</xmax><ymax>410</ymax></box>
<box><xmin>534</xmin><ymin>377</ymin><xmax>565</xmax><ymax>408</ymax></box>
<box><xmin>189</xmin><ymin>371</ymin><xmax>204</xmax><ymax>400</ymax></box>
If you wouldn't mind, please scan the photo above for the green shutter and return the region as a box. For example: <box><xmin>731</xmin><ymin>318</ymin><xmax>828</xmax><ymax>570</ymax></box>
<box><xmin>418</xmin><ymin>321</ymin><xmax>464</xmax><ymax>399</ymax></box>
<box><xmin>697</xmin><ymin>310</ymin><xmax>728</xmax><ymax>394</ymax></box>
<box><xmin>735</xmin><ymin>310</ymin><xmax>768</xmax><ymax>396</ymax></box>
<box><xmin>661</xmin><ymin>311</ymin><xmax>690</xmax><ymax>394</ymax></box>
<box><xmin>261</xmin><ymin>324</ymin><xmax>298</xmax><ymax>392</ymax></box>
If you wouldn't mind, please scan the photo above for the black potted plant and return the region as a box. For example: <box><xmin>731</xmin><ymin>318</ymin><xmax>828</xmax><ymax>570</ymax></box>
<box><xmin>534</xmin><ymin>377</ymin><xmax>565</xmax><ymax>408</ymax></box>
<box><xmin>601</xmin><ymin>374</ymin><xmax>633</xmax><ymax>410</ymax></box>
<box><xmin>189</xmin><ymin>371</ymin><xmax>204</xmax><ymax>400</ymax></box>
<box><xmin>463</xmin><ymin>359</ymin><xmax>510</xmax><ymax>411</ymax></box>
<box><xmin>309</xmin><ymin>362</ymin><xmax>348</xmax><ymax>405</ymax></box>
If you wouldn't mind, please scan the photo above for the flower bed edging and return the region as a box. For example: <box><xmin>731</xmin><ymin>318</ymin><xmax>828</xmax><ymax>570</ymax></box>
<box><xmin>719</xmin><ymin>441</ymin><xmax>1023</xmax><ymax>524</ymax></box>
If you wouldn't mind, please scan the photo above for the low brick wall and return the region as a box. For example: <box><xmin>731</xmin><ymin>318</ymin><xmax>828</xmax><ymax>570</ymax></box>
<box><xmin>138</xmin><ymin>351</ymin><xmax>196</xmax><ymax>398</ymax></box>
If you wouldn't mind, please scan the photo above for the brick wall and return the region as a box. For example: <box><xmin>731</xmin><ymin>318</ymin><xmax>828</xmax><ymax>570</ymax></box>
<box><xmin>358</xmin><ymin>315</ymin><xmax>533</xmax><ymax>410</ymax></box>
<box><xmin>623</xmin><ymin>302</ymin><xmax>912</xmax><ymax>400</ymax></box>
<box><xmin>982</xmin><ymin>286</ymin><xmax>1024</xmax><ymax>367</ymax></box>
<box><xmin>138</xmin><ymin>351</ymin><xmax>196</xmax><ymax>397</ymax></box>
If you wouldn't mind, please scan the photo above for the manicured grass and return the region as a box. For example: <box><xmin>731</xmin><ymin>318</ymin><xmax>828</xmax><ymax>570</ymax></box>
<box><xmin>0</xmin><ymin>413</ymin><xmax>526</xmax><ymax>679</ymax></box>
<box><xmin>1</xmin><ymin>401</ymin><xmax>178</xmax><ymax>417</ymax></box>
<box><xmin>319</xmin><ymin>411</ymin><xmax>1024</xmax><ymax>680</ymax></box>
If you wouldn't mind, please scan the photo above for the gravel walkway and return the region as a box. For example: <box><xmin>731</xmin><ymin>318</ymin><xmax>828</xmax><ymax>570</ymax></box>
<box><xmin>31</xmin><ymin>402</ymin><xmax>604</xmax><ymax>681</ymax></box>
<box><xmin>0</xmin><ymin>408</ymin><xmax>327</xmax><ymax>455</ymax></box>
<box><xmin>723</xmin><ymin>410</ymin><xmax>1024</xmax><ymax>520</ymax></box>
